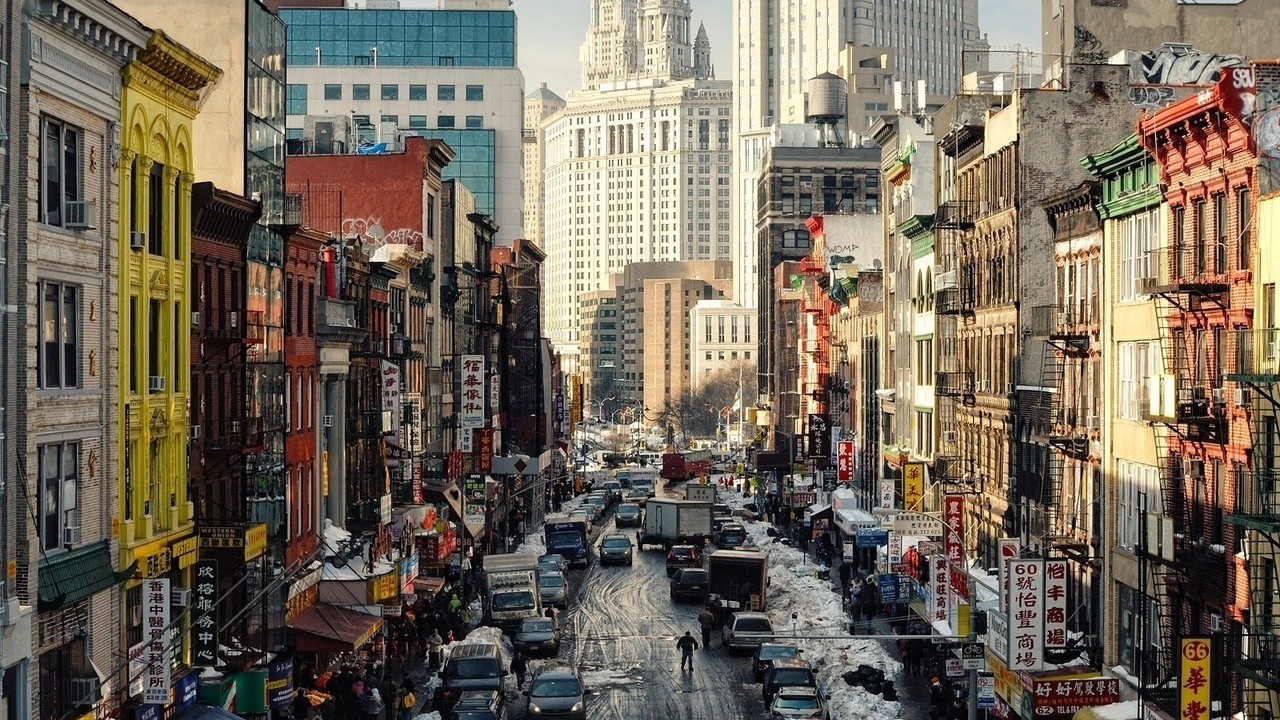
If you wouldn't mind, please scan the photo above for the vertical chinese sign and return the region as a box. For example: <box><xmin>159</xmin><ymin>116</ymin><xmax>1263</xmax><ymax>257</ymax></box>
<box><xmin>1180</xmin><ymin>638</ymin><xmax>1212</xmax><ymax>720</ymax></box>
<box><xmin>903</xmin><ymin>462</ymin><xmax>925</xmax><ymax>511</ymax></box>
<box><xmin>943</xmin><ymin>494</ymin><xmax>967</xmax><ymax>598</ymax></box>
<box><xmin>1007</xmin><ymin>559</ymin><xmax>1044</xmax><ymax>671</ymax></box>
<box><xmin>381</xmin><ymin>360</ymin><xmax>401</xmax><ymax>443</ymax></box>
<box><xmin>931</xmin><ymin>554</ymin><xmax>950</xmax><ymax>625</ymax></box>
<box><xmin>836</xmin><ymin>440</ymin><xmax>855</xmax><ymax>482</ymax></box>
<box><xmin>142</xmin><ymin>577</ymin><xmax>171</xmax><ymax>704</ymax></box>
<box><xmin>464</xmin><ymin>474</ymin><xmax>487</xmax><ymax>527</ymax></box>
<box><xmin>459</xmin><ymin>355</ymin><xmax>485</xmax><ymax>452</ymax></box>
<box><xmin>1043</xmin><ymin>560</ymin><xmax>1068</xmax><ymax>647</ymax></box>
<box><xmin>807</xmin><ymin>413</ymin><xmax>830</xmax><ymax>460</ymax></box>
<box><xmin>192</xmin><ymin>561</ymin><xmax>219</xmax><ymax>667</ymax></box>
<box><xmin>477</xmin><ymin>428</ymin><xmax>494</xmax><ymax>473</ymax></box>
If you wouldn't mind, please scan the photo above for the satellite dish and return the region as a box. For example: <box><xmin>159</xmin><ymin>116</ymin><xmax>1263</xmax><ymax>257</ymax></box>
<box><xmin>872</xmin><ymin>259</ymin><xmax>883</xmax><ymax>270</ymax></box>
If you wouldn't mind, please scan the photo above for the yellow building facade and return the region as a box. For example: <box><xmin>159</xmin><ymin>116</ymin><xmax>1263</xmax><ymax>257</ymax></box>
<box><xmin>116</xmin><ymin>31</ymin><xmax>221</xmax><ymax>668</ymax></box>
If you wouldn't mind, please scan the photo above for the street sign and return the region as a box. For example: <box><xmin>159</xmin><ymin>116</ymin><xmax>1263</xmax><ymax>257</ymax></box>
<box><xmin>962</xmin><ymin>642</ymin><xmax>985</xmax><ymax>670</ymax></box>
<box><xmin>978</xmin><ymin>673</ymin><xmax>996</xmax><ymax>709</ymax></box>
<box><xmin>946</xmin><ymin>658</ymin><xmax>964</xmax><ymax>677</ymax></box>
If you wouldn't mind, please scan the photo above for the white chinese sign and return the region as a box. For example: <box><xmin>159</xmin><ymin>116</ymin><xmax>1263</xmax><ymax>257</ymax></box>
<box><xmin>142</xmin><ymin>577</ymin><xmax>171</xmax><ymax>704</ymax></box>
<box><xmin>1044</xmin><ymin>560</ymin><xmax>1069</xmax><ymax>647</ymax></box>
<box><xmin>381</xmin><ymin>360</ymin><xmax>401</xmax><ymax>441</ymax></box>
<box><xmin>1008</xmin><ymin>559</ymin><xmax>1045</xmax><ymax>671</ymax></box>
<box><xmin>459</xmin><ymin>355</ymin><xmax>486</xmax><ymax>428</ymax></box>
<box><xmin>931</xmin><ymin>554</ymin><xmax>950</xmax><ymax>625</ymax></box>
<box><xmin>888</xmin><ymin>531</ymin><xmax>902</xmax><ymax>565</ymax></box>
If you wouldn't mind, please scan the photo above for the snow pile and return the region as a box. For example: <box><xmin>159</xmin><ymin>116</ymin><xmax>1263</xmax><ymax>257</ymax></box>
<box><xmin>722</xmin><ymin>486</ymin><xmax>903</xmax><ymax>720</ymax></box>
<box><xmin>410</xmin><ymin>713</ymin><xmax>442</xmax><ymax>720</ymax></box>
<box><xmin>516</xmin><ymin>532</ymin><xmax>547</xmax><ymax>556</ymax></box>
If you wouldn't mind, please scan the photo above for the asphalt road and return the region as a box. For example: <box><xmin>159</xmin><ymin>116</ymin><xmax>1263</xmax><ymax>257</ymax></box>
<box><xmin>509</xmin><ymin>496</ymin><xmax>769</xmax><ymax>720</ymax></box>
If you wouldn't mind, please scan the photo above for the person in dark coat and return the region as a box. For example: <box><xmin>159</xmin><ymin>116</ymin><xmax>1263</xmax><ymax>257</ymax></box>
<box><xmin>511</xmin><ymin>654</ymin><xmax>528</xmax><ymax>688</ymax></box>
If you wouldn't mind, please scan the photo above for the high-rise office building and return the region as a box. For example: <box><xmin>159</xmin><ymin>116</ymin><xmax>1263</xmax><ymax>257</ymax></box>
<box><xmin>524</xmin><ymin>83</ymin><xmax>566</xmax><ymax>249</ymax></box>
<box><xmin>732</xmin><ymin>0</ymin><xmax>986</xmax><ymax>307</ymax></box>
<box><xmin>279</xmin><ymin>0</ymin><xmax>526</xmax><ymax>242</ymax></box>
<box><xmin>541</xmin><ymin>0</ymin><xmax>730</xmax><ymax>358</ymax></box>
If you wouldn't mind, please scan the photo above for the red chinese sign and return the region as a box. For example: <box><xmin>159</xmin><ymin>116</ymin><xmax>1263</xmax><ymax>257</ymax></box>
<box><xmin>477</xmin><ymin>427</ymin><xmax>493</xmax><ymax>472</ymax></box>
<box><xmin>836</xmin><ymin>440</ymin><xmax>855</xmax><ymax>482</ymax></box>
<box><xmin>447</xmin><ymin>450</ymin><xmax>463</xmax><ymax>481</ymax></box>
<box><xmin>943</xmin><ymin>494</ymin><xmax>967</xmax><ymax>597</ymax></box>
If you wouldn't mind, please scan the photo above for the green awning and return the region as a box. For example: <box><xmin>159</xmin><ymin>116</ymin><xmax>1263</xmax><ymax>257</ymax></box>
<box><xmin>38</xmin><ymin>540</ymin><xmax>135</xmax><ymax>612</ymax></box>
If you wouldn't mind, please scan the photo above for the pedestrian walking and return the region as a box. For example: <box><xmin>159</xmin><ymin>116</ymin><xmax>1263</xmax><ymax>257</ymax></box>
<box><xmin>427</xmin><ymin>629</ymin><xmax>443</xmax><ymax>670</ymax></box>
<box><xmin>676</xmin><ymin>631</ymin><xmax>699</xmax><ymax>670</ymax></box>
<box><xmin>697</xmin><ymin>606</ymin><xmax>715</xmax><ymax>649</ymax></box>
<box><xmin>511</xmin><ymin>653</ymin><xmax>528</xmax><ymax>688</ymax></box>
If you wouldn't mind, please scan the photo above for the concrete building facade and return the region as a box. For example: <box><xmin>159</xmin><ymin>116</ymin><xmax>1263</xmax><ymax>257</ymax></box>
<box><xmin>523</xmin><ymin>83</ymin><xmax>566</xmax><ymax>250</ymax></box>
<box><xmin>689</xmin><ymin>300</ymin><xmax>756</xmax><ymax>390</ymax></box>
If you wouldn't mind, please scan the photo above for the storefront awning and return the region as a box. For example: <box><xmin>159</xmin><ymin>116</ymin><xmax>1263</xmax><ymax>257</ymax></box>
<box><xmin>835</xmin><ymin>508</ymin><xmax>881</xmax><ymax>535</ymax></box>
<box><xmin>807</xmin><ymin>504</ymin><xmax>833</xmax><ymax>522</ymax></box>
<box><xmin>286</xmin><ymin>603</ymin><xmax>382</xmax><ymax>652</ymax></box>
<box><xmin>464</xmin><ymin>523</ymin><xmax>486</xmax><ymax>540</ymax></box>
<box><xmin>422</xmin><ymin>485</ymin><xmax>463</xmax><ymax>520</ymax></box>
<box><xmin>412</xmin><ymin>576</ymin><xmax>445</xmax><ymax>596</ymax></box>
<box><xmin>38</xmin><ymin>540</ymin><xmax>135</xmax><ymax>612</ymax></box>
<box><xmin>173</xmin><ymin>705</ymin><xmax>244</xmax><ymax>720</ymax></box>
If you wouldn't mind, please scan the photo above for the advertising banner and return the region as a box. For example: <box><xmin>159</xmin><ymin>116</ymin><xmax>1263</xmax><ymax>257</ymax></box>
<box><xmin>1007</xmin><ymin>560</ymin><xmax>1045</xmax><ymax>671</ymax></box>
<box><xmin>464</xmin><ymin>474</ymin><xmax>487</xmax><ymax>526</ymax></box>
<box><xmin>191</xmin><ymin>561</ymin><xmax>218</xmax><ymax>667</ymax></box>
<box><xmin>141</xmin><ymin>578</ymin><xmax>171</xmax><ymax>704</ymax></box>
<box><xmin>880</xmin><ymin>479</ymin><xmax>895</xmax><ymax>511</ymax></box>
<box><xmin>904</xmin><ymin>462</ymin><xmax>925</xmax><ymax>510</ymax></box>
<box><xmin>459</xmin><ymin>355</ymin><xmax>486</xmax><ymax>428</ymax></box>
<box><xmin>930</xmin><ymin>554</ymin><xmax>950</xmax><ymax>625</ymax></box>
<box><xmin>943</xmin><ymin>494</ymin><xmax>967</xmax><ymax>598</ymax></box>
<box><xmin>836</xmin><ymin>440</ymin><xmax>855</xmax><ymax>482</ymax></box>
<box><xmin>1044</xmin><ymin>560</ymin><xmax>1068</xmax><ymax>647</ymax></box>
<box><xmin>1028</xmin><ymin>677</ymin><xmax>1120</xmax><ymax>711</ymax></box>
<box><xmin>1180</xmin><ymin>638</ymin><xmax>1212</xmax><ymax>720</ymax></box>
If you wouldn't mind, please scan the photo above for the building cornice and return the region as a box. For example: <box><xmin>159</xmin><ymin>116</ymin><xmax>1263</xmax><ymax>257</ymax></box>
<box><xmin>35</xmin><ymin>0</ymin><xmax>150</xmax><ymax>61</ymax></box>
<box><xmin>131</xmin><ymin>31</ymin><xmax>223</xmax><ymax>99</ymax></box>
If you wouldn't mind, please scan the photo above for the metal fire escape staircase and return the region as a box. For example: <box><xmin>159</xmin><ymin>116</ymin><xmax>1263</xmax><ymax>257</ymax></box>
<box><xmin>1226</xmin><ymin>327</ymin><xmax>1280</xmax><ymax>719</ymax></box>
<box><xmin>933</xmin><ymin>201</ymin><xmax>975</xmax><ymax>489</ymax></box>
<box><xmin>1136</xmin><ymin>245</ymin><xmax>1231</xmax><ymax>719</ymax></box>
<box><xmin>1024</xmin><ymin>304</ymin><xmax>1091</xmax><ymax>551</ymax></box>
<box><xmin>800</xmin><ymin>257</ymin><xmax>831</xmax><ymax>414</ymax></box>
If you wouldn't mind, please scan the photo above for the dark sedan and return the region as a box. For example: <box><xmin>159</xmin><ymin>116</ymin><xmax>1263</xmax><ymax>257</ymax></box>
<box><xmin>615</xmin><ymin>503</ymin><xmax>643</xmax><ymax>527</ymax></box>
<box><xmin>669</xmin><ymin>568</ymin><xmax>710</xmax><ymax>602</ymax></box>
<box><xmin>513</xmin><ymin>616</ymin><xmax>561</xmax><ymax>656</ymax></box>
<box><xmin>665</xmin><ymin>544</ymin><xmax>701</xmax><ymax>576</ymax></box>
<box><xmin>752</xmin><ymin>642</ymin><xmax>801</xmax><ymax>682</ymax></box>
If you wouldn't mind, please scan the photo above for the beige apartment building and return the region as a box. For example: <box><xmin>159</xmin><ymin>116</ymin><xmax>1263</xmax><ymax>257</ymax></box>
<box><xmin>523</xmin><ymin>83</ymin><xmax>566</xmax><ymax>250</ymax></box>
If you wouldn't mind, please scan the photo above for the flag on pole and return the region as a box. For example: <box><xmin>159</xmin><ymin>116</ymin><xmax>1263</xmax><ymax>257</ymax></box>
<box><xmin>731</xmin><ymin>386</ymin><xmax>742</xmax><ymax>413</ymax></box>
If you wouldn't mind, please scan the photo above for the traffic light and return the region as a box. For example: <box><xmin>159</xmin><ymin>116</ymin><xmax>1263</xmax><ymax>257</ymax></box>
<box><xmin>787</xmin><ymin>477</ymin><xmax>795</xmax><ymax>492</ymax></box>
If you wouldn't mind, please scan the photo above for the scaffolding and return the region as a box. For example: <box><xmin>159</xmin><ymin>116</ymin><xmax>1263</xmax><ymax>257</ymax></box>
<box><xmin>1226</xmin><ymin>327</ymin><xmax>1280</xmax><ymax>720</ymax></box>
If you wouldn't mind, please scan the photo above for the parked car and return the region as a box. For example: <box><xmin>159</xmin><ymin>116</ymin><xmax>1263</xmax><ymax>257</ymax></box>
<box><xmin>513</xmin><ymin>616</ymin><xmax>561</xmax><ymax>657</ymax></box>
<box><xmin>753</xmin><ymin>643</ymin><xmax>801</xmax><ymax>682</ymax></box>
<box><xmin>538</xmin><ymin>570</ymin><xmax>569</xmax><ymax>609</ymax></box>
<box><xmin>717</xmin><ymin>522</ymin><xmax>747</xmax><ymax>548</ymax></box>
<box><xmin>599</xmin><ymin>534</ymin><xmax>635</xmax><ymax>566</ymax></box>
<box><xmin>584</xmin><ymin>495</ymin><xmax>609</xmax><ymax>519</ymax></box>
<box><xmin>721</xmin><ymin>611</ymin><xmax>775</xmax><ymax>653</ymax></box>
<box><xmin>762</xmin><ymin>659</ymin><xmax>818</xmax><ymax>704</ymax></box>
<box><xmin>669</xmin><ymin>568</ymin><xmax>710</xmax><ymax>602</ymax></box>
<box><xmin>615</xmin><ymin>502</ymin><xmax>644</xmax><ymax>527</ymax></box>
<box><xmin>525</xmin><ymin>666</ymin><xmax>586</xmax><ymax>720</ymax></box>
<box><xmin>768</xmin><ymin>685</ymin><xmax>828</xmax><ymax>720</ymax></box>
<box><xmin>434</xmin><ymin>643</ymin><xmax>507</xmax><ymax>714</ymax></box>
<box><xmin>665</xmin><ymin>544</ymin><xmax>701</xmax><ymax>576</ymax></box>
<box><xmin>449</xmin><ymin>689</ymin><xmax>508</xmax><ymax>720</ymax></box>
<box><xmin>538</xmin><ymin>554</ymin><xmax>568</xmax><ymax>574</ymax></box>
<box><xmin>567</xmin><ymin>509</ymin><xmax>595</xmax><ymax>528</ymax></box>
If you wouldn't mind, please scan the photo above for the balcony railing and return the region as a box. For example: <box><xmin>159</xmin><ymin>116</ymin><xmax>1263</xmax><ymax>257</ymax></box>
<box><xmin>1139</xmin><ymin>246</ymin><xmax>1230</xmax><ymax>295</ymax></box>
<box><xmin>1026</xmin><ymin>304</ymin><xmax>1095</xmax><ymax>339</ymax></box>
<box><xmin>934</xmin><ymin>200</ymin><xmax>974</xmax><ymax>230</ymax></box>
<box><xmin>935</xmin><ymin>370</ymin><xmax>974</xmax><ymax>397</ymax></box>
<box><xmin>935</xmin><ymin>286</ymin><xmax>974</xmax><ymax>315</ymax></box>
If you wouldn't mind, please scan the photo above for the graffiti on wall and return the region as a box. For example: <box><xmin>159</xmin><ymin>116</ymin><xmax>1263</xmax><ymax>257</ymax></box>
<box><xmin>1131</xmin><ymin>43</ymin><xmax>1244</xmax><ymax>87</ymax></box>
<box><xmin>341</xmin><ymin>217</ymin><xmax>424</xmax><ymax>249</ymax></box>
<box><xmin>1128</xmin><ymin>86</ymin><xmax>1176</xmax><ymax>109</ymax></box>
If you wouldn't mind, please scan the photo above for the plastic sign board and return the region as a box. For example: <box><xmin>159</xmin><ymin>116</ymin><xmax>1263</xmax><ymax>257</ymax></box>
<box><xmin>1044</xmin><ymin>560</ymin><xmax>1068</xmax><ymax>647</ymax></box>
<box><xmin>1180</xmin><ymin>638</ymin><xmax>1212</xmax><ymax>720</ymax></box>
<box><xmin>943</xmin><ymin>494</ymin><xmax>967</xmax><ymax>597</ymax></box>
<box><xmin>987</xmin><ymin>609</ymin><xmax>1009</xmax><ymax>663</ymax></box>
<box><xmin>1007</xmin><ymin>559</ymin><xmax>1045</xmax><ymax>671</ymax></box>
<box><xmin>142</xmin><ymin>577</ymin><xmax>171</xmax><ymax>704</ymax></box>
<box><xmin>904</xmin><ymin>462</ymin><xmax>925</xmax><ymax>510</ymax></box>
<box><xmin>836</xmin><ymin>440</ymin><xmax>855</xmax><ymax>482</ymax></box>
<box><xmin>892</xmin><ymin>512</ymin><xmax>943</xmax><ymax>536</ymax></box>
<box><xmin>459</xmin><ymin>355</ymin><xmax>486</xmax><ymax>428</ymax></box>
<box><xmin>931</xmin><ymin>554</ymin><xmax>950</xmax><ymax>625</ymax></box>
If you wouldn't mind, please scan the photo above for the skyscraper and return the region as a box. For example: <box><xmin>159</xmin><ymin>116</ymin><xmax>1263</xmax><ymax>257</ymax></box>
<box><xmin>732</xmin><ymin>0</ymin><xmax>986</xmax><ymax>307</ymax></box>
<box><xmin>540</xmin><ymin>0</ymin><xmax>730</xmax><ymax>359</ymax></box>
<box><xmin>524</xmin><ymin>83</ymin><xmax>566</xmax><ymax>250</ymax></box>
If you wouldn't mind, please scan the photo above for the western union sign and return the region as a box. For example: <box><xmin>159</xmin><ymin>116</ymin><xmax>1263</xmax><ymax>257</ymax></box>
<box><xmin>199</xmin><ymin>524</ymin><xmax>268</xmax><ymax>561</ymax></box>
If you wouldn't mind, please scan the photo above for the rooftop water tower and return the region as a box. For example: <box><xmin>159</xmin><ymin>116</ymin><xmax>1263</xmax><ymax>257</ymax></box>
<box><xmin>807</xmin><ymin>72</ymin><xmax>848</xmax><ymax>148</ymax></box>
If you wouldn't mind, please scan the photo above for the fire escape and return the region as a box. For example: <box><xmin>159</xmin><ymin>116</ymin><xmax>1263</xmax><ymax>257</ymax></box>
<box><xmin>799</xmin><ymin>256</ymin><xmax>831</xmax><ymax>419</ymax></box>
<box><xmin>933</xmin><ymin>200</ymin><xmax>975</xmax><ymax>488</ymax></box>
<box><xmin>1226</xmin><ymin>326</ymin><xmax>1280</xmax><ymax>719</ymax></box>
<box><xmin>1136</xmin><ymin>243</ymin><xmax>1232</xmax><ymax>718</ymax></box>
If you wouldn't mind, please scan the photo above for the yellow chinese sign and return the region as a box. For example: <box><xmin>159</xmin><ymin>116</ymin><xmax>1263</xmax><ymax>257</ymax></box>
<box><xmin>904</xmin><ymin>462</ymin><xmax>925</xmax><ymax>511</ymax></box>
<box><xmin>369</xmin><ymin>572</ymin><xmax>399</xmax><ymax>602</ymax></box>
<box><xmin>199</xmin><ymin>524</ymin><xmax>269</xmax><ymax>561</ymax></box>
<box><xmin>1180</xmin><ymin>638</ymin><xmax>1211</xmax><ymax>720</ymax></box>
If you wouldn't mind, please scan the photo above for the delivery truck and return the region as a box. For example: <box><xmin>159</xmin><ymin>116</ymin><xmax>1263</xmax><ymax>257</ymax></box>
<box><xmin>482</xmin><ymin>554</ymin><xmax>542</xmax><ymax>634</ymax></box>
<box><xmin>707</xmin><ymin>548</ymin><xmax>769</xmax><ymax>612</ymax></box>
<box><xmin>543</xmin><ymin>519</ymin><xmax>590</xmax><ymax>567</ymax></box>
<box><xmin>640</xmin><ymin>498</ymin><xmax>712</xmax><ymax>550</ymax></box>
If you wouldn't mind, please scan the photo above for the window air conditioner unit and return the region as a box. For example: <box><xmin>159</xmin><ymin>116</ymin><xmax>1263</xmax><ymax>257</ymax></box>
<box><xmin>130</xmin><ymin>604</ymin><xmax>143</xmax><ymax>626</ymax></box>
<box><xmin>322</xmin><ymin>414</ymin><xmax>335</xmax><ymax>427</ymax></box>
<box><xmin>1268</xmin><ymin>340</ymin><xmax>1279</xmax><ymax>358</ymax></box>
<box><xmin>171</xmin><ymin>587</ymin><xmax>192</xmax><ymax>607</ymax></box>
<box><xmin>1235</xmin><ymin>388</ymin><xmax>1250</xmax><ymax>406</ymax></box>
<box><xmin>70</xmin><ymin>677</ymin><xmax>100</xmax><ymax>703</ymax></box>
<box><xmin>64</xmin><ymin>200</ymin><xmax>98</xmax><ymax>230</ymax></box>
<box><xmin>148</xmin><ymin>375</ymin><xmax>166</xmax><ymax>393</ymax></box>
<box><xmin>63</xmin><ymin>525</ymin><xmax>81</xmax><ymax>546</ymax></box>
<box><xmin>1211</xmin><ymin>388</ymin><xmax>1226</xmax><ymax>405</ymax></box>
<box><xmin>942</xmin><ymin>430</ymin><xmax>957</xmax><ymax>443</ymax></box>
<box><xmin>1085</xmin><ymin>415</ymin><xmax>1100</xmax><ymax>430</ymax></box>
<box><xmin>1209</xmin><ymin>612</ymin><xmax>1223</xmax><ymax>632</ymax></box>
<box><xmin>190</xmin><ymin>424</ymin><xmax>201</xmax><ymax>440</ymax></box>
<box><xmin>229</xmin><ymin>311</ymin><xmax>238</xmax><ymax>328</ymax></box>
<box><xmin>130</xmin><ymin>230</ymin><xmax>146</xmax><ymax>250</ymax></box>
<box><xmin>191</xmin><ymin>311</ymin><xmax>200</xmax><ymax>327</ymax></box>
<box><xmin>1186</xmin><ymin>459</ymin><xmax>1205</xmax><ymax>478</ymax></box>
<box><xmin>231</xmin><ymin>420</ymin><xmax>240</xmax><ymax>433</ymax></box>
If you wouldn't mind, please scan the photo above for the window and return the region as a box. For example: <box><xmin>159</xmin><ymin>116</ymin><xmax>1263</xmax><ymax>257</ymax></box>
<box><xmin>438</xmin><ymin>84</ymin><xmax>455</xmax><ymax>101</ymax></box>
<box><xmin>1238</xmin><ymin>187</ymin><xmax>1252</xmax><ymax>269</ymax></box>
<box><xmin>353</xmin><ymin>84</ymin><xmax>370</xmax><ymax>100</ymax></box>
<box><xmin>381</xmin><ymin>84</ymin><xmax>399</xmax><ymax>100</ymax></box>
<box><xmin>38</xmin><ymin>441</ymin><xmax>78</xmax><ymax>552</ymax></box>
<box><xmin>1118</xmin><ymin>341</ymin><xmax>1159</xmax><ymax>420</ymax></box>
<box><xmin>1117</xmin><ymin>459</ymin><xmax>1160</xmax><ymax>550</ymax></box>
<box><xmin>408</xmin><ymin>115</ymin><xmax>428</xmax><ymax>129</ymax></box>
<box><xmin>39</xmin><ymin>281</ymin><xmax>79</xmax><ymax>389</ymax></box>
<box><xmin>1119</xmin><ymin>209</ymin><xmax>1157</xmax><ymax>301</ymax></box>
<box><xmin>380</xmin><ymin>114</ymin><xmax>399</xmax><ymax>125</ymax></box>
<box><xmin>323</xmin><ymin>84</ymin><xmax>342</xmax><ymax>100</ymax></box>
<box><xmin>1193</xmin><ymin>199</ymin><xmax>1206</xmax><ymax>273</ymax></box>
<box><xmin>286</xmin><ymin>83</ymin><xmax>307</xmax><ymax>115</ymax></box>
<box><xmin>1173</xmin><ymin>205</ymin><xmax>1186</xmax><ymax>275</ymax></box>
<box><xmin>39</xmin><ymin>117</ymin><xmax>81</xmax><ymax>227</ymax></box>
<box><xmin>465</xmin><ymin>85</ymin><xmax>484</xmax><ymax>101</ymax></box>
<box><xmin>437</xmin><ymin>115</ymin><xmax>456</xmax><ymax>128</ymax></box>
<box><xmin>148</xmin><ymin>161</ymin><xmax>165</xmax><ymax>255</ymax></box>
<box><xmin>465</xmin><ymin>115</ymin><xmax>484</xmax><ymax>128</ymax></box>
<box><xmin>1116</xmin><ymin>584</ymin><xmax>1140</xmax><ymax>675</ymax></box>
<box><xmin>409</xmin><ymin>84</ymin><xmax>427</xmax><ymax>101</ymax></box>
<box><xmin>1214</xmin><ymin>193</ymin><xmax>1228</xmax><ymax>272</ymax></box>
